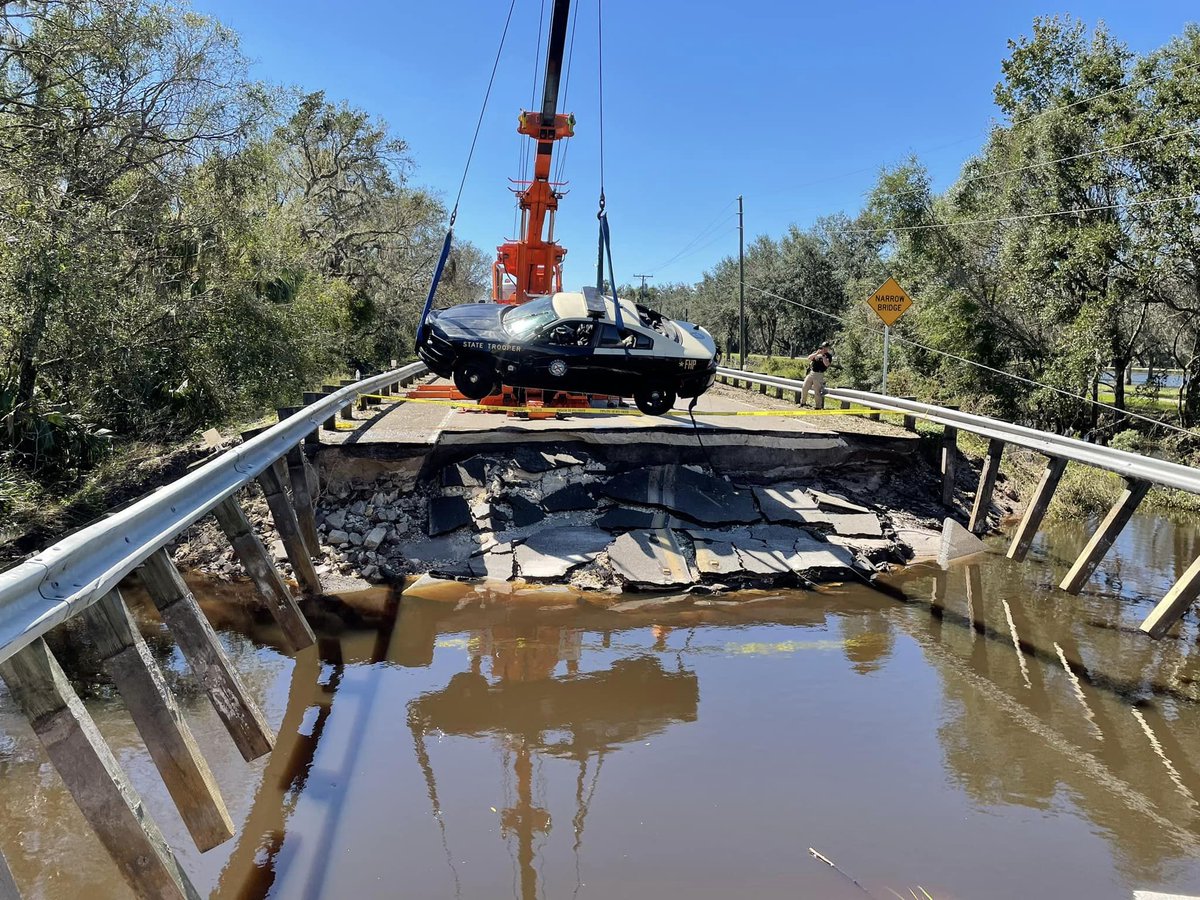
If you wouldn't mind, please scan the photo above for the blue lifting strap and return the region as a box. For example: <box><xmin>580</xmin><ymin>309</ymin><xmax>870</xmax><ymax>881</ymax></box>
<box><xmin>414</xmin><ymin>228</ymin><xmax>454</xmax><ymax>349</ymax></box>
<box><xmin>599</xmin><ymin>213</ymin><xmax>624</xmax><ymax>331</ymax></box>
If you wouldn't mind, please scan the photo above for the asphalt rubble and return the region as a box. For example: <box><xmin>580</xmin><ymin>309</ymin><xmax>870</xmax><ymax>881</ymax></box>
<box><xmin>172</xmin><ymin>445</ymin><xmax>1019</xmax><ymax>598</ymax></box>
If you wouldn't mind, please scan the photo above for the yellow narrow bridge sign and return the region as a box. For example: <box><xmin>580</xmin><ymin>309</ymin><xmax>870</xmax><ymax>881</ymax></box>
<box><xmin>868</xmin><ymin>277</ymin><xmax>913</xmax><ymax>326</ymax></box>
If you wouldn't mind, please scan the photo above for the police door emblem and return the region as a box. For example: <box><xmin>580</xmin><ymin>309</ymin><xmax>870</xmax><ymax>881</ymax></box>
<box><xmin>549</xmin><ymin>359</ymin><xmax>568</xmax><ymax>377</ymax></box>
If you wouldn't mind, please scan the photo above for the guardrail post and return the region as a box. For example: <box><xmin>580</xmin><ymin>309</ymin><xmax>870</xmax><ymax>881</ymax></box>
<box><xmin>1007</xmin><ymin>457</ymin><xmax>1068</xmax><ymax>562</ymax></box>
<box><xmin>212</xmin><ymin>496</ymin><xmax>315</xmax><ymax>652</ymax></box>
<box><xmin>139</xmin><ymin>549</ymin><xmax>275</xmax><ymax>761</ymax></box>
<box><xmin>1140</xmin><ymin>556</ymin><xmax>1200</xmax><ymax>639</ymax></box>
<box><xmin>839</xmin><ymin>399</ymin><xmax>851</xmax><ymax>411</ymax></box>
<box><xmin>257</xmin><ymin>460</ymin><xmax>323</xmax><ymax>597</ymax></box>
<box><xmin>941</xmin><ymin>410</ymin><xmax>960</xmax><ymax>507</ymax></box>
<box><xmin>757</xmin><ymin>381</ymin><xmax>768</xmax><ymax>395</ymax></box>
<box><xmin>900</xmin><ymin>397</ymin><xmax>917</xmax><ymax>431</ymax></box>
<box><xmin>81</xmin><ymin>590</ymin><xmax>233</xmax><ymax>852</ymax></box>
<box><xmin>302</xmin><ymin>392</ymin><xmax>323</xmax><ymax>445</ymax></box>
<box><xmin>339</xmin><ymin>379</ymin><xmax>358</xmax><ymax>417</ymax></box>
<box><xmin>320</xmin><ymin>386</ymin><xmax>340</xmax><ymax>431</ymax></box>
<box><xmin>278</xmin><ymin>409</ymin><xmax>320</xmax><ymax>554</ymax></box>
<box><xmin>868</xmin><ymin>407</ymin><xmax>881</xmax><ymax>422</ymax></box>
<box><xmin>1059</xmin><ymin>478</ymin><xmax>1152</xmax><ymax>594</ymax></box>
<box><xmin>968</xmin><ymin>438</ymin><xmax>1006</xmax><ymax>535</ymax></box>
<box><xmin>0</xmin><ymin>638</ymin><xmax>200</xmax><ymax>900</ymax></box>
<box><xmin>773</xmin><ymin>385</ymin><xmax>784</xmax><ymax>400</ymax></box>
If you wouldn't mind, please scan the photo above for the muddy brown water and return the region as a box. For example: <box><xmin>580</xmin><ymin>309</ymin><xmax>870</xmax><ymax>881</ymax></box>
<box><xmin>2</xmin><ymin>514</ymin><xmax>1200</xmax><ymax>899</ymax></box>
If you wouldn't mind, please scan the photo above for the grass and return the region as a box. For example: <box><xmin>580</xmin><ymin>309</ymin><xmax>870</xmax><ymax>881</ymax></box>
<box><xmin>1096</xmin><ymin>383</ymin><xmax>1180</xmax><ymax>413</ymax></box>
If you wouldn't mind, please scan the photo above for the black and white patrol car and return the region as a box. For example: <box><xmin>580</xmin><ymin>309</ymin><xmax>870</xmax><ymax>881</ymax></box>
<box><xmin>416</xmin><ymin>287</ymin><xmax>717</xmax><ymax>414</ymax></box>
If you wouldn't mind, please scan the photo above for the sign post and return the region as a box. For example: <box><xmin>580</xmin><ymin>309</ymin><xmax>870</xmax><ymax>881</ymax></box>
<box><xmin>867</xmin><ymin>277</ymin><xmax>913</xmax><ymax>394</ymax></box>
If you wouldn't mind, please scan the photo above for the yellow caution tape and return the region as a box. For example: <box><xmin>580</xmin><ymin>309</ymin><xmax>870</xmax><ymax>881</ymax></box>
<box><xmin>360</xmin><ymin>394</ymin><xmax>888</xmax><ymax>418</ymax></box>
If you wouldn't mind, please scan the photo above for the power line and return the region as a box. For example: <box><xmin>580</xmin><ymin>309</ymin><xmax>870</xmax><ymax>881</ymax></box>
<box><xmin>655</xmin><ymin>222</ymin><xmax>739</xmax><ymax>274</ymax></box>
<box><xmin>743</xmin><ymin>283</ymin><xmax>1200</xmax><ymax>440</ymax></box>
<box><xmin>849</xmin><ymin>191</ymin><xmax>1200</xmax><ymax>235</ymax></box>
<box><xmin>450</xmin><ymin>0</ymin><xmax>519</xmax><ymax>225</ymax></box>
<box><xmin>645</xmin><ymin>199</ymin><xmax>738</xmax><ymax>272</ymax></box>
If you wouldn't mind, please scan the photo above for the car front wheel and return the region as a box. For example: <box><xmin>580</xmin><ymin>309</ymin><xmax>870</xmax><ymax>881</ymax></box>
<box><xmin>634</xmin><ymin>385</ymin><xmax>676</xmax><ymax>416</ymax></box>
<box><xmin>454</xmin><ymin>359</ymin><xmax>497</xmax><ymax>400</ymax></box>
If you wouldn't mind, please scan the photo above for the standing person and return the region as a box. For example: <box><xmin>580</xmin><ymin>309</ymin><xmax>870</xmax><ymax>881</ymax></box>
<box><xmin>800</xmin><ymin>341</ymin><xmax>834</xmax><ymax>408</ymax></box>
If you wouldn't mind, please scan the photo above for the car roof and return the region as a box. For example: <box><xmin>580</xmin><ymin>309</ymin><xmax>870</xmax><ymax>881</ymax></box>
<box><xmin>550</xmin><ymin>290</ymin><xmax>640</xmax><ymax>325</ymax></box>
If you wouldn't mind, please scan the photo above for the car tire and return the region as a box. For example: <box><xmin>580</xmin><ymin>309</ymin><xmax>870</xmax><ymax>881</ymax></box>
<box><xmin>634</xmin><ymin>385</ymin><xmax>676</xmax><ymax>416</ymax></box>
<box><xmin>454</xmin><ymin>359</ymin><xmax>497</xmax><ymax>400</ymax></box>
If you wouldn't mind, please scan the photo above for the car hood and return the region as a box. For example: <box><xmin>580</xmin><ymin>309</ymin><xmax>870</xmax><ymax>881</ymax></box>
<box><xmin>429</xmin><ymin>303</ymin><xmax>507</xmax><ymax>341</ymax></box>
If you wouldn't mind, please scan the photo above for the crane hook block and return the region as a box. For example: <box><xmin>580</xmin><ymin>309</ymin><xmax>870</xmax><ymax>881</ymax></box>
<box><xmin>518</xmin><ymin>111</ymin><xmax>575</xmax><ymax>142</ymax></box>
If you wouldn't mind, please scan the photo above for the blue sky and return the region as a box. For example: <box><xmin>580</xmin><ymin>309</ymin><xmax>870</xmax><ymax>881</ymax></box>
<box><xmin>194</xmin><ymin>0</ymin><xmax>1197</xmax><ymax>287</ymax></box>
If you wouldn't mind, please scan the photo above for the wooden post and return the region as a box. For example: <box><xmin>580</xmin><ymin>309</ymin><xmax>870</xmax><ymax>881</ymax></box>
<box><xmin>302</xmin><ymin>392</ymin><xmax>323</xmax><ymax>446</ymax></box>
<box><xmin>0</xmin><ymin>847</ymin><xmax>19</xmax><ymax>900</ymax></box>
<box><xmin>257</xmin><ymin>461</ymin><xmax>322</xmax><ymax>597</ymax></box>
<box><xmin>1140</xmin><ymin>556</ymin><xmax>1200</xmax><ymax>639</ymax></box>
<box><xmin>1007</xmin><ymin>456</ymin><xmax>1068</xmax><ymax>562</ymax></box>
<box><xmin>757</xmin><ymin>382</ymin><xmax>767</xmax><ymax>395</ymax></box>
<box><xmin>839</xmin><ymin>399</ymin><xmax>851</xmax><ymax>411</ymax></box>
<box><xmin>139</xmin><ymin>549</ymin><xmax>275</xmax><ymax>761</ymax></box>
<box><xmin>1059</xmin><ymin>478</ymin><xmax>1152</xmax><ymax>594</ymax></box>
<box><xmin>81</xmin><ymin>591</ymin><xmax>233</xmax><ymax>852</ymax></box>
<box><xmin>968</xmin><ymin>438</ymin><xmax>1005</xmax><ymax>535</ymax></box>
<box><xmin>0</xmin><ymin>639</ymin><xmax>199</xmax><ymax>900</ymax></box>
<box><xmin>868</xmin><ymin>408</ymin><xmax>881</xmax><ymax>422</ymax></box>
<box><xmin>793</xmin><ymin>389</ymin><xmax>803</xmax><ymax>405</ymax></box>
<box><xmin>212</xmin><ymin>496</ymin><xmax>315</xmax><ymax>651</ymax></box>
<box><xmin>900</xmin><ymin>396</ymin><xmax>917</xmax><ymax>431</ymax></box>
<box><xmin>773</xmin><ymin>386</ymin><xmax>784</xmax><ymax>400</ymax></box>
<box><xmin>941</xmin><ymin>420</ymin><xmax>959</xmax><ymax>507</ymax></box>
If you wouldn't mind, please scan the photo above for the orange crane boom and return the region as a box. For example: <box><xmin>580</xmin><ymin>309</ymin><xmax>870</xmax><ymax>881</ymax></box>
<box><xmin>493</xmin><ymin>0</ymin><xmax>574</xmax><ymax>304</ymax></box>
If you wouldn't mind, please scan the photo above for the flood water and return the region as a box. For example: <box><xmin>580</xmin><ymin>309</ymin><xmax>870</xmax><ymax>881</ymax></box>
<box><xmin>2</xmin><ymin>513</ymin><xmax>1200</xmax><ymax>898</ymax></box>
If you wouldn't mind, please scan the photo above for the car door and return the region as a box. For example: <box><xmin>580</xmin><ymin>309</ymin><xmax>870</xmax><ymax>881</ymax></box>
<box><xmin>515</xmin><ymin>319</ymin><xmax>596</xmax><ymax>392</ymax></box>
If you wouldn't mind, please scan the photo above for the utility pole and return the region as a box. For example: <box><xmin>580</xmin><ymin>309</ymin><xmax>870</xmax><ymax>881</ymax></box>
<box><xmin>738</xmin><ymin>195</ymin><xmax>745</xmax><ymax>371</ymax></box>
<box><xmin>633</xmin><ymin>274</ymin><xmax>653</xmax><ymax>308</ymax></box>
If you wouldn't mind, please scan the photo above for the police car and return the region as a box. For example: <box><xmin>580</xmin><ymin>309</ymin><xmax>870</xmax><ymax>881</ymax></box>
<box><xmin>416</xmin><ymin>287</ymin><xmax>717</xmax><ymax>414</ymax></box>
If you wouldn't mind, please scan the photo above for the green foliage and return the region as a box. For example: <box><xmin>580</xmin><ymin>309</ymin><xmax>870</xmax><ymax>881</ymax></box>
<box><xmin>0</xmin><ymin>0</ymin><xmax>485</xmax><ymax>485</ymax></box>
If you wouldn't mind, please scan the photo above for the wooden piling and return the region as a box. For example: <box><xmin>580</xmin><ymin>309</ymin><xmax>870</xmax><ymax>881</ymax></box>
<box><xmin>257</xmin><ymin>461</ymin><xmax>322</xmax><ymax>597</ymax></box>
<box><xmin>941</xmin><ymin>419</ymin><xmax>959</xmax><ymax>507</ymax></box>
<box><xmin>81</xmin><ymin>591</ymin><xmax>233</xmax><ymax>852</ymax></box>
<box><xmin>0</xmin><ymin>639</ymin><xmax>199</xmax><ymax>900</ymax></box>
<box><xmin>212</xmin><ymin>495</ymin><xmax>315</xmax><ymax>652</ymax></box>
<box><xmin>1007</xmin><ymin>456</ymin><xmax>1068</xmax><ymax>562</ymax></box>
<box><xmin>1059</xmin><ymin>478</ymin><xmax>1151</xmax><ymax>594</ymax></box>
<box><xmin>139</xmin><ymin>549</ymin><xmax>275</xmax><ymax>761</ymax></box>
<box><xmin>1140</xmin><ymin>556</ymin><xmax>1200</xmax><ymax>639</ymax></box>
<box><xmin>277</xmin><ymin>409</ymin><xmax>320</xmax><ymax>554</ymax></box>
<box><xmin>968</xmin><ymin>438</ymin><xmax>1006</xmax><ymax>535</ymax></box>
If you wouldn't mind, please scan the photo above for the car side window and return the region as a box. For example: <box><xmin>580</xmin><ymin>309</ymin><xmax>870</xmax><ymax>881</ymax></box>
<box><xmin>542</xmin><ymin>320</ymin><xmax>597</xmax><ymax>347</ymax></box>
<box><xmin>599</xmin><ymin>325</ymin><xmax>653</xmax><ymax>350</ymax></box>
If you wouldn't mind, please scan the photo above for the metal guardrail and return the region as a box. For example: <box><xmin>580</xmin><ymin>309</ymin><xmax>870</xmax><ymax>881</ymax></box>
<box><xmin>716</xmin><ymin>367</ymin><xmax>1200</xmax><ymax>495</ymax></box>
<box><xmin>0</xmin><ymin>362</ymin><xmax>429</xmax><ymax>666</ymax></box>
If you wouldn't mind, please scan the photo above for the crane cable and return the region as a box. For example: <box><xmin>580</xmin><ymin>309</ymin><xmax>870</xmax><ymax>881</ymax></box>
<box><xmin>415</xmin><ymin>0</ymin><xmax>518</xmax><ymax>348</ymax></box>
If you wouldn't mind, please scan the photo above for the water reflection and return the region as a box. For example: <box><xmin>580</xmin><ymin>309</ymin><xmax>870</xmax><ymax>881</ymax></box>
<box><xmin>1</xmin><ymin>515</ymin><xmax>1200</xmax><ymax>897</ymax></box>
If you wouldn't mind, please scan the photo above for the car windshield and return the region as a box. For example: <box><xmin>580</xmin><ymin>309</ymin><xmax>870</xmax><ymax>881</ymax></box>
<box><xmin>502</xmin><ymin>297</ymin><xmax>559</xmax><ymax>339</ymax></box>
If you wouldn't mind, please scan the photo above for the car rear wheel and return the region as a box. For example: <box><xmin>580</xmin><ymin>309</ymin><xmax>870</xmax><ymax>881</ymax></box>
<box><xmin>454</xmin><ymin>359</ymin><xmax>497</xmax><ymax>400</ymax></box>
<box><xmin>634</xmin><ymin>384</ymin><xmax>676</xmax><ymax>416</ymax></box>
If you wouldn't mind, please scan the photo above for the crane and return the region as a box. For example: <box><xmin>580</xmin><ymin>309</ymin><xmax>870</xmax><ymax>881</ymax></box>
<box><xmin>493</xmin><ymin>0</ymin><xmax>575</xmax><ymax>304</ymax></box>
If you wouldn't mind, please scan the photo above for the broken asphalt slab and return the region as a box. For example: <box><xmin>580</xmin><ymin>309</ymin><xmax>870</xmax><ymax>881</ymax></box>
<box><xmin>608</xmin><ymin>529</ymin><xmax>699</xmax><ymax>588</ymax></box>
<box><xmin>513</xmin><ymin>526</ymin><xmax>611</xmax><ymax>579</ymax></box>
<box><xmin>602</xmin><ymin>465</ymin><xmax>758</xmax><ymax>526</ymax></box>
